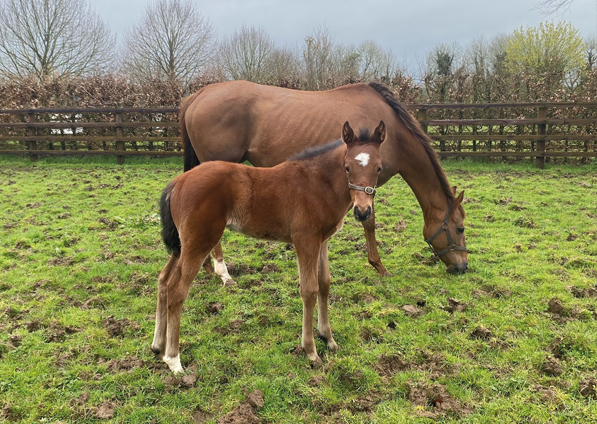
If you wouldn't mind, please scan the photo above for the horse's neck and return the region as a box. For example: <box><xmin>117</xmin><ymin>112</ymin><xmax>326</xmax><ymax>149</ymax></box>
<box><xmin>395</xmin><ymin>146</ymin><xmax>448</xmax><ymax>223</ymax></box>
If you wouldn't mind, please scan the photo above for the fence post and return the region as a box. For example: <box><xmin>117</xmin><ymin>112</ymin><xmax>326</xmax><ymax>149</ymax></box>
<box><xmin>417</xmin><ymin>108</ymin><xmax>428</xmax><ymax>133</ymax></box>
<box><xmin>115</xmin><ymin>111</ymin><xmax>125</xmax><ymax>165</ymax></box>
<box><xmin>27</xmin><ymin>111</ymin><xmax>37</xmax><ymax>162</ymax></box>
<box><xmin>536</xmin><ymin>106</ymin><xmax>547</xmax><ymax>169</ymax></box>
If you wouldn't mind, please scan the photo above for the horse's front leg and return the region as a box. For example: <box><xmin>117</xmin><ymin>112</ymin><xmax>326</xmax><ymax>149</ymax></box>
<box><xmin>317</xmin><ymin>240</ymin><xmax>338</xmax><ymax>353</ymax></box>
<box><xmin>294</xmin><ymin>235</ymin><xmax>323</xmax><ymax>367</ymax></box>
<box><xmin>361</xmin><ymin>205</ymin><xmax>391</xmax><ymax>277</ymax></box>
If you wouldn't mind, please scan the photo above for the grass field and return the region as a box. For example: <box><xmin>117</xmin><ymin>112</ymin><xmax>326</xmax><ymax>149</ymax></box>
<box><xmin>0</xmin><ymin>156</ymin><xmax>596</xmax><ymax>423</ymax></box>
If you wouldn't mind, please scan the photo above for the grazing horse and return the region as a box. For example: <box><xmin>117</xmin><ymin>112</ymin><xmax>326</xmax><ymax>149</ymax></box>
<box><xmin>152</xmin><ymin>121</ymin><xmax>385</xmax><ymax>374</ymax></box>
<box><xmin>180</xmin><ymin>81</ymin><xmax>468</xmax><ymax>276</ymax></box>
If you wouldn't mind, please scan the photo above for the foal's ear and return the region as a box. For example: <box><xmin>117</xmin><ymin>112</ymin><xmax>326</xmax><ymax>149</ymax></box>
<box><xmin>451</xmin><ymin>186</ymin><xmax>457</xmax><ymax>196</ymax></box>
<box><xmin>342</xmin><ymin>121</ymin><xmax>355</xmax><ymax>145</ymax></box>
<box><xmin>373</xmin><ymin>120</ymin><xmax>386</xmax><ymax>144</ymax></box>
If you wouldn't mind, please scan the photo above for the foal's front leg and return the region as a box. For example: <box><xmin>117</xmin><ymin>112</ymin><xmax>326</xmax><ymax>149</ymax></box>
<box><xmin>294</xmin><ymin>236</ymin><xmax>322</xmax><ymax>367</ymax></box>
<box><xmin>361</xmin><ymin>205</ymin><xmax>391</xmax><ymax>277</ymax></box>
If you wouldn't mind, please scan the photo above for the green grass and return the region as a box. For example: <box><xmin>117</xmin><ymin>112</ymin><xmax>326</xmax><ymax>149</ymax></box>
<box><xmin>1</xmin><ymin>156</ymin><xmax>597</xmax><ymax>423</ymax></box>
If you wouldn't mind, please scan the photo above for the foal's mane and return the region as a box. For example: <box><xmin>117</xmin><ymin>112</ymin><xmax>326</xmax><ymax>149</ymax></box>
<box><xmin>368</xmin><ymin>82</ymin><xmax>457</xmax><ymax>209</ymax></box>
<box><xmin>289</xmin><ymin>138</ymin><xmax>344</xmax><ymax>161</ymax></box>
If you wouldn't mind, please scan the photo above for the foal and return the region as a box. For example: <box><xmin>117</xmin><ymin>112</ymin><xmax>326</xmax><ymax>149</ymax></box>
<box><xmin>152</xmin><ymin>121</ymin><xmax>386</xmax><ymax>374</ymax></box>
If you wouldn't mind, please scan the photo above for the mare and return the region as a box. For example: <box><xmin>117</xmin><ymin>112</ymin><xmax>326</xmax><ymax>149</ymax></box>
<box><xmin>180</xmin><ymin>81</ymin><xmax>469</xmax><ymax>276</ymax></box>
<box><xmin>152</xmin><ymin>121</ymin><xmax>386</xmax><ymax>374</ymax></box>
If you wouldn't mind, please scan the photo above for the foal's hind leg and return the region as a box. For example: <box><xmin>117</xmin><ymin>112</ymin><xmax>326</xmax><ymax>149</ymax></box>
<box><xmin>294</xmin><ymin>236</ymin><xmax>323</xmax><ymax>366</ymax></box>
<box><xmin>212</xmin><ymin>242</ymin><xmax>235</xmax><ymax>286</ymax></box>
<box><xmin>317</xmin><ymin>241</ymin><xmax>338</xmax><ymax>353</ymax></box>
<box><xmin>162</xmin><ymin>248</ymin><xmax>211</xmax><ymax>374</ymax></box>
<box><xmin>362</xmin><ymin>206</ymin><xmax>391</xmax><ymax>277</ymax></box>
<box><xmin>151</xmin><ymin>254</ymin><xmax>179</xmax><ymax>357</ymax></box>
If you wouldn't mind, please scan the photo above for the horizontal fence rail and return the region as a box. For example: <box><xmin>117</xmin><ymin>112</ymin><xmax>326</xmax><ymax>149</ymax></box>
<box><xmin>0</xmin><ymin>102</ymin><xmax>595</xmax><ymax>167</ymax></box>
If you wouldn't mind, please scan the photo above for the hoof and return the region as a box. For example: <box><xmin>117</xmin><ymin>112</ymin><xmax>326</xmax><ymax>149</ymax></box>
<box><xmin>327</xmin><ymin>340</ymin><xmax>339</xmax><ymax>353</ymax></box>
<box><xmin>222</xmin><ymin>277</ymin><xmax>236</xmax><ymax>287</ymax></box>
<box><xmin>150</xmin><ymin>344</ymin><xmax>163</xmax><ymax>357</ymax></box>
<box><xmin>310</xmin><ymin>355</ymin><xmax>323</xmax><ymax>369</ymax></box>
<box><xmin>164</xmin><ymin>354</ymin><xmax>184</xmax><ymax>374</ymax></box>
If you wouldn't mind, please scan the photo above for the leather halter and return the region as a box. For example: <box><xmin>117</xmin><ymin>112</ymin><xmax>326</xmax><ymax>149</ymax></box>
<box><xmin>348</xmin><ymin>182</ymin><xmax>376</xmax><ymax>195</ymax></box>
<box><xmin>424</xmin><ymin>207</ymin><xmax>468</xmax><ymax>257</ymax></box>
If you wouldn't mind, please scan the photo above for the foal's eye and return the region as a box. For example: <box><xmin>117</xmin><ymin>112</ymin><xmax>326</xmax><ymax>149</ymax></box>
<box><xmin>377</xmin><ymin>167</ymin><xmax>382</xmax><ymax>173</ymax></box>
<box><xmin>345</xmin><ymin>166</ymin><xmax>350</xmax><ymax>173</ymax></box>
<box><xmin>457</xmin><ymin>227</ymin><xmax>465</xmax><ymax>234</ymax></box>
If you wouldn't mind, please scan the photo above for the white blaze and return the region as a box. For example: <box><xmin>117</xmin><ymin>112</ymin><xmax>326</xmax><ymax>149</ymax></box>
<box><xmin>355</xmin><ymin>153</ymin><xmax>370</xmax><ymax>167</ymax></box>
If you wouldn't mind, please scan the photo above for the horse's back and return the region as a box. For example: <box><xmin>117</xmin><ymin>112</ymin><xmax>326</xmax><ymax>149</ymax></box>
<box><xmin>183</xmin><ymin>81</ymin><xmax>398</xmax><ymax>167</ymax></box>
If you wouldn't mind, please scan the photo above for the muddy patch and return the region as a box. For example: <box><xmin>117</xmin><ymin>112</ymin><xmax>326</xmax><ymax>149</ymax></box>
<box><xmin>45</xmin><ymin>320</ymin><xmax>80</xmax><ymax>342</ymax></box>
<box><xmin>95</xmin><ymin>400</ymin><xmax>115</xmax><ymax>419</ymax></box>
<box><xmin>103</xmin><ymin>315</ymin><xmax>138</xmax><ymax>338</ymax></box>
<box><xmin>443</xmin><ymin>298</ymin><xmax>467</xmax><ymax>313</ymax></box>
<box><xmin>408</xmin><ymin>382</ymin><xmax>470</xmax><ymax>418</ymax></box>
<box><xmin>580</xmin><ymin>377</ymin><xmax>597</xmax><ymax>398</ymax></box>
<box><xmin>569</xmin><ymin>286</ymin><xmax>597</xmax><ymax>298</ymax></box>
<box><xmin>541</xmin><ymin>356</ymin><xmax>563</xmax><ymax>376</ymax></box>
<box><xmin>217</xmin><ymin>390</ymin><xmax>263</xmax><ymax>424</ymax></box>
<box><xmin>375</xmin><ymin>355</ymin><xmax>408</xmax><ymax>377</ymax></box>
<box><xmin>261</xmin><ymin>263</ymin><xmax>280</xmax><ymax>274</ymax></box>
<box><xmin>402</xmin><ymin>304</ymin><xmax>423</xmax><ymax>317</ymax></box>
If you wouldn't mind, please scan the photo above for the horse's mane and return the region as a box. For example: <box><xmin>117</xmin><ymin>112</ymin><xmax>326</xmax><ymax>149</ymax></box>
<box><xmin>289</xmin><ymin>139</ymin><xmax>344</xmax><ymax>161</ymax></box>
<box><xmin>368</xmin><ymin>82</ymin><xmax>458</xmax><ymax>211</ymax></box>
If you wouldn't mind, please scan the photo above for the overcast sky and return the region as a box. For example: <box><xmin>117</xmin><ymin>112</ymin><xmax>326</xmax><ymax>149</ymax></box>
<box><xmin>94</xmin><ymin>0</ymin><xmax>596</xmax><ymax>73</ymax></box>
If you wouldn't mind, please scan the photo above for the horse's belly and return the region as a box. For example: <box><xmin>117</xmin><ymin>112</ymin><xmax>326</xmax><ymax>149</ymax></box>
<box><xmin>227</xmin><ymin>219</ymin><xmax>293</xmax><ymax>244</ymax></box>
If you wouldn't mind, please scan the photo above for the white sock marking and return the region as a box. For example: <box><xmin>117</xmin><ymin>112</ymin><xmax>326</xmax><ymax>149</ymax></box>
<box><xmin>355</xmin><ymin>153</ymin><xmax>370</xmax><ymax>167</ymax></box>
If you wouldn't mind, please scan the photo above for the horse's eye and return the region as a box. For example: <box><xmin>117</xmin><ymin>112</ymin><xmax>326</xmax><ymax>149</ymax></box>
<box><xmin>345</xmin><ymin>166</ymin><xmax>350</xmax><ymax>173</ymax></box>
<box><xmin>377</xmin><ymin>167</ymin><xmax>382</xmax><ymax>173</ymax></box>
<box><xmin>457</xmin><ymin>227</ymin><xmax>465</xmax><ymax>234</ymax></box>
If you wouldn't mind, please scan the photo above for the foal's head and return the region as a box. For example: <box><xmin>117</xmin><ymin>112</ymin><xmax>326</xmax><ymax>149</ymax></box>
<box><xmin>342</xmin><ymin>121</ymin><xmax>385</xmax><ymax>222</ymax></box>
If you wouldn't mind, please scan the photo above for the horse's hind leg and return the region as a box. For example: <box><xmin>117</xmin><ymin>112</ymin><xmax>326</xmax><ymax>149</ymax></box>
<box><xmin>361</xmin><ymin>206</ymin><xmax>391</xmax><ymax>277</ymax></box>
<box><xmin>317</xmin><ymin>241</ymin><xmax>338</xmax><ymax>353</ymax></box>
<box><xmin>212</xmin><ymin>241</ymin><xmax>235</xmax><ymax>286</ymax></box>
<box><xmin>151</xmin><ymin>254</ymin><xmax>179</xmax><ymax>358</ymax></box>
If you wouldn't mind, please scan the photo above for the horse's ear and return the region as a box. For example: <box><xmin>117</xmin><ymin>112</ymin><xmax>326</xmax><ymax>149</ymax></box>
<box><xmin>451</xmin><ymin>186</ymin><xmax>457</xmax><ymax>196</ymax></box>
<box><xmin>373</xmin><ymin>120</ymin><xmax>386</xmax><ymax>144</ymax></box>
<box><xmin>342</xmin><ymin>121</ymin><xmax>355</xmax><ymax>145</ymax></box>
<box><xmin>454</xmin><ymin>190</ymin><xmax>465</xmax><ymax>209</ymax></box>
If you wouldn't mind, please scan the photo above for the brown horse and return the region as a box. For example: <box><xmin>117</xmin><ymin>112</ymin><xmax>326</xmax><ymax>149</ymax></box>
<box><xmin>152</xmin><ymin>121</ymin><xmax>385</xmax><ymax>374</ymax></box>
<box><xmin>180</xmin><ymin>81</ymin><xmax>468</xmax><ymax>276</ymax></box>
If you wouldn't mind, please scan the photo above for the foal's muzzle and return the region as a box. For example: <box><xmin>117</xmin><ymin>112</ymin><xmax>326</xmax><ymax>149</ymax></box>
<box><xmin>354</xmin><ymin>206</ymin><xmax>372</xmax><ymax>222</ymax></box>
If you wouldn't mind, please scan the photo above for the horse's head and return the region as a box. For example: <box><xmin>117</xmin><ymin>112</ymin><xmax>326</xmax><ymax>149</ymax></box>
<box><xmin>423</xmin><ymin>187</ymin><xmax>469</xmax><ymax>274</ymax></box>
<box><xmin>342</xmin><ymin>121</ymin><xmax>385</xmax><ymax>223</ymax></box>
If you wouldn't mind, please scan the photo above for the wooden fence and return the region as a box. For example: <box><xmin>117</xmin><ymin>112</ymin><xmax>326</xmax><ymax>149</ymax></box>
<box><xmin>0</xmin><ymin>102</ymin><xmax>596</xmax><ymax>168</ymax></box>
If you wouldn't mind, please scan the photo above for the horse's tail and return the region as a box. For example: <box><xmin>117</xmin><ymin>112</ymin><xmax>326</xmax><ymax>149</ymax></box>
<box><xmin>180</xmin><ymin>89</ymin><xmax>204</xmax><ymax>172</ymax></box>
<box><xmin>160</xmin><ymin>180</ymin><xmax>181</xmax><ymax>257</ymax></box>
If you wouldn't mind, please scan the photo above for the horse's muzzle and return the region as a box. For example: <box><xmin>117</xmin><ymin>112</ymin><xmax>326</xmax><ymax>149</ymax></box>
<box><xmin>446</xmin><ymin>262</ymin><xmax>469</xmax><ymax>274</ymax></box>
<box><xmin>354</xmin><ymin>206</ymin><xmax>372</xmax><ymax>222</ymax></box>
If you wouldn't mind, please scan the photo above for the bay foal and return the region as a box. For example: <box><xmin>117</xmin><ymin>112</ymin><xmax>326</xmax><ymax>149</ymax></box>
<box><xmin>152</xmin><ymin>121</ymin><xmax>386</xmax><ymax>374</ymax></box>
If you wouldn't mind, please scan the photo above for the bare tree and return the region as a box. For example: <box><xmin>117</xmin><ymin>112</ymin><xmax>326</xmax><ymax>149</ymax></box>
<box><xmin>121</xmin><ymin>0</ymin><xmax>215</xmax><ymax>84</ymax></box>
<box><xmin>0</xmin><ymin>0</ymin><xmax>115</xmax><ymax>80</ymax></box>
<box><xmin>357</xmin><ymin>41</ymin><xmax>396</xmax><ymax>81</ymax></box>
<box><xmin>302</xmin><ymin>26</ymin><xmax>335</xmax><ymax>90</ymax></box>
<box><xmin>219</xmin><ymin>25</ymin><xmax>274</xmax><ymax>82</ymax></box>
<box><xmin>536</xmin><ymin>0</ymin><xmax>574</xmax><ymax>14</ymax></box>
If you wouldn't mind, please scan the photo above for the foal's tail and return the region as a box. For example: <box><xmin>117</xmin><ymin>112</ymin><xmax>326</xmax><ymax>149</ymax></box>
<box><xmin>180</xmin><ymin>90</ymin><xmax>203</xmax><ymax>172</ymax></box>
<box><xmin>160</xmin><ymin>181</ymin><xmax>181</xmax><ymax>257</ymax></box>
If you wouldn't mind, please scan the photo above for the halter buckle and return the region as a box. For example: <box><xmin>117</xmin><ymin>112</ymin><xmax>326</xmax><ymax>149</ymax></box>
<box><xmin>364</xmin><ymin>186</ymin><xmax>375</xmax><ymax>195</ymax></box>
